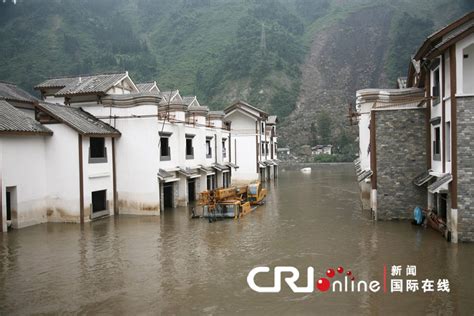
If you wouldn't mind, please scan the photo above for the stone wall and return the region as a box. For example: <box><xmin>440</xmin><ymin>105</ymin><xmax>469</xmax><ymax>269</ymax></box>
<box><xmin>375</xmin><ymin>108</ymin><xmax>427</xmax><ymax>220</ymax></box>
<box><xmin>456</xmin><ymin>96</ymin><xmax>474</xmax><ymax>242</ymax></box>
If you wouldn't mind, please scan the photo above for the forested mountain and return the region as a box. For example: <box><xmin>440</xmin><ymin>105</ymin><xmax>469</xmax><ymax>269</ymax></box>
<box><xmin>0</xmin><ymin>0</ymin><xmax>472</xmax><ymax>154</ymax></box>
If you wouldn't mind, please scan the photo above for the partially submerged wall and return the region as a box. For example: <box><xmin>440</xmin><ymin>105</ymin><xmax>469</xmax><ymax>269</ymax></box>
<box><xmin>375</xmin><ymin>108</ymin><xmax>427</xmax><ymax>220</ymax></box>
<box><xmin>456</xmin><ymin>96</ymin><xmax>474</xmax><ymax>242</ymax></box>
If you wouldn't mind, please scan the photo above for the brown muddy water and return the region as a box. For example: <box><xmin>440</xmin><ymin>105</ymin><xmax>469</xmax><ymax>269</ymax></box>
<box><xmin>1</xmin><ymin>164</ymin><xmax>473</xmax><ymax>315</ymax></box>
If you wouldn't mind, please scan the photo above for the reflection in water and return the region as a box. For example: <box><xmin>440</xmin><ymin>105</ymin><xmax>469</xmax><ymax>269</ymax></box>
<box><xmin>0</xmin><ymin>164</ymin><xmax>473</xmax><ymax>314</ymax></box>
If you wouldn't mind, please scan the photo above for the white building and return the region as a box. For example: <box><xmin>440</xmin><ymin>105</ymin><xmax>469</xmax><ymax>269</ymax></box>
<box><xmin>35</xmin><ymin>73</ymin><xmax>241</xmax><ymax>212</ymax></box>
<box><xmin>311</xmin><ymin>145</ymin><xmax>333</xmax><ymax>156</ymax></box>
<box><xmin>224</xmin><ymin>101</ymin><xmax>278</xmax><ymax>183</ymax></box>
<box><xmin>0</xmin><ymin>72</ymin><xmax>278</xmax><ymax>231</ymax></box>
<box><xmin>0</xmin><ymin>100</ymin><xmax>52</xmax><ymax>232</ymax></box>
<box><xmin>0</xmin><ymin>97</ymin><xmax>120</xmax><ymax>232</ymax></box>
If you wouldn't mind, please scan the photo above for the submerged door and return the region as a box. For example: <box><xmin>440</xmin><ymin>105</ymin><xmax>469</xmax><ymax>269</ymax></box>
<box><xmin>6</xmin><ymin>191</ymin><xmax>11</xmax><ymax>222</ymax></box>
<box><xmin>6</xmin><ymin>186</ymin><xmax>17</xmax><ymax>229</ymax></box>
<box><xmin>91</xmin><ymin>190</ymin><xmax>108</xmax><ymax>219</ymax></box>
<box><xmin>188</xmin><ymin>180</ymin><xmax>196</xmax><ymax>202</ymax></box>
<box><xmin>163</xmin><ymin>183</ymin><xmax>174</xmax><ymax>208</ymax></box>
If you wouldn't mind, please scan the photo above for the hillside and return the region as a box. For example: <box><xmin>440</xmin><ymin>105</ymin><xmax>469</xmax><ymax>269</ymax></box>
<box><xmin>0</xmin><ymin>0</ymin><xmax>472</xmax><ymax>155</ymax></box>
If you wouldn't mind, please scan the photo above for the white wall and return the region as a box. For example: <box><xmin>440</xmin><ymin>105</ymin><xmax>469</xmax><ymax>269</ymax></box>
<box><xmin>44</xmin><ymin>124</ymin><xmax>81</xmax><ymax>222</ymax></box>
<box><xmin>1</xmin><ymin>136</ymin><xmax>49</xmax><ymax>230</ymax></box>
<box><xmin>226</xmin><ymin>111</ymin><xmax>259</xmax><ymax>182</ymax></box>
<box><xmin>356</xmin><ymin>101</ymin><xmax>372</xmax><ymax>172</ymax></box>
<box><xmin>82</xmin><ymin>136</ymin><xmax>115</xmax><ymax>218</ymax></box>
<box><xmin>114</xmin><ymin>117</ymin><xmax>161</xmax><ymax>214</ymax></box>
<box><xmin>456</xmin><ymin>33</ymin><xmax>474</xmax><ymax>96</ymax></box>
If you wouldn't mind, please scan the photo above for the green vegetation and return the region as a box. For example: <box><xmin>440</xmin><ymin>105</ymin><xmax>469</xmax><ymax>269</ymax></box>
<box><xmin>0</xmin><ymin>0</ymin><xmax>471</xmax><ymax>155</ymax></box>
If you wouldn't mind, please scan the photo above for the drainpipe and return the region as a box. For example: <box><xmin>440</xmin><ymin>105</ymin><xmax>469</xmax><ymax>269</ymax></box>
<box><xmin>442</xmin><ymin>54</ymin><xmax>446</xmax><ymax>174</ymax></box>
<box><xmin>0</xmin><ymin>175</ymin><xmax>3</xmax><ymax>233</ymax></box>
<box><xmin>112</xmin><ymin>138</ymin><xmax>118</xmax><ymax>215</ymax></box>
<box><xmin>214</xmin><ymin>134</ymin><xmax>218</xmax><ymax>164</ymax></box>
<box><xmin>255</xmin><ymin>121</ymin><xmax>259</xmax><ymax>173</ymax></box>
<box><xmin>78</xmin><ymin>135</ymin><xmax>84</xmax><ymax>224</ymax></box>
<box><xmin>425</xmin><ymin>70</ymin><xmax>432</xmax><ymax>170</ymax></box>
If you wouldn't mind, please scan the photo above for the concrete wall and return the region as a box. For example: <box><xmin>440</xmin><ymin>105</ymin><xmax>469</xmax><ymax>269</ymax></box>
<box><xmin>0</xmin><ymin>136</ymin><xmax>49</xmax><ymax>230</ymax></box>
<box><xmin>456</xmin><ymin>96</ymin><xmax>474</xmax><ymax>242</ymax></box>
<box><xmin>375</xmin><ymin>108</ymin><xmax>427</xmax><ymax>220</ymax></box>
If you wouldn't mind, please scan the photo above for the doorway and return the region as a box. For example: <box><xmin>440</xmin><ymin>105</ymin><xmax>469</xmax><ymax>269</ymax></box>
<box><xmin>439</xmin><ymin>193</ymin><xmax>447</xmax><ymax>220</ymax></box>
<box><xmin>6</xmin><ymin>186</ymin><xmax>17</xmax><ymax>230</ymax></box>
<box><xmin>163</xmin><ymin>183</ymin><xmax>174</xmax><ymax>208</ymax></box>
<box><xmin>188</xmin><ymin>179</ymin><xmax>196</xmax><ymax>202</ymax></box>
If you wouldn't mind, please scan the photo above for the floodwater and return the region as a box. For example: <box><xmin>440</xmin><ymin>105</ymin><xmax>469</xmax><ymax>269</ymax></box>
<box><xmin>1</xmin><ymin>164</ymin><xmax>473</xmax><ymax>315</ymax></box>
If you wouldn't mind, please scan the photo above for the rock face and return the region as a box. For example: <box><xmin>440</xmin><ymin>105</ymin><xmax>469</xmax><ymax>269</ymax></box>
<box><xmin>280</xmin><ymin>5</ymin><xmax>395</xmax><ymax>146</ymax></box>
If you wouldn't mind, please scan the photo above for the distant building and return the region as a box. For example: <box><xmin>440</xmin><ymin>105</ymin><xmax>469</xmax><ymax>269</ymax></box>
<box><xmin>277</xmin><ymin>147</ymin><xmax>290</xmax><ymax>156</ymax></box>
<box><xmin>311</xmin><ymin>145</ymin><xmax>333</xmax><ymax>156</ymax></box>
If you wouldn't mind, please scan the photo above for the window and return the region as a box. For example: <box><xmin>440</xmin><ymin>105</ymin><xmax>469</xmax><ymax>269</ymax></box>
<box><xmin>160</xmin><ymin>137</ymin><xmax>171</xmax><ymax>161</ymax></box>
<box><xmin>432</xmin><ymin>67</ymin><xmax>440</xmax><ymax>105</ymax></box>
<box><xmin>446</xmin><ymin>122</ymin><xmax>451</xmax><ymax>162</ymax></box>
<box><xmin>433</xmin><ymin>126</ymin><xmax>441</xmax><ymax>161</ymax></box>
<box><xmin>261</xmin><ymin>122</ymin><xmax>265</xmax><ymax>134</ymax></box>
<box><xmin>223</xmin><ymin>172</ymin><xmax>230</xmax><ymax>188</ymax></box>
<box><xmin>207</xmin><ymin>175</ymin><xmax>215</xmax><ymax>190</ymax></box>
<box><xmin>261</xmin><ymin>143</ymin><xmax>265</xmax><ymax>155</ymax></box>
<box><xmin>206</xmin><ymin>138</ymin><xmax>212</xmax><ymax>158</ymax></box>
<box><xmin>185</xmin><ymin>135</ymin><xmax>194</xmax><ymax>159</ymax></box>
<box><xmin>222</xmin><ymin>139</ymin><xmax>227</xmax><ymax>158</ymax></box>
<box><xmin>89</xmin><ymin>137</ymin><xmax>107</xmax><ymax>163</ymax></box>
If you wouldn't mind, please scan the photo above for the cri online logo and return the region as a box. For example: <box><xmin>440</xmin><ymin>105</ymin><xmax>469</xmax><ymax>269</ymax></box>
<box><xmin>247</xmin><ymin>266</ymin><xmax>374</xmax><ymax>293</ymax></box>
<box><xmin>247</xmin><ymin>265</ymin><xmax>451</xmax><ymax>294</ymax></box>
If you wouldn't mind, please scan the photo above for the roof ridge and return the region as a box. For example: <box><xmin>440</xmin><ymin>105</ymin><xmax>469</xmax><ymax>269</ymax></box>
<box><xmin>41</xmin><ymin>71</ymin><xmax>127</xmax><ymax>81</ymax></box>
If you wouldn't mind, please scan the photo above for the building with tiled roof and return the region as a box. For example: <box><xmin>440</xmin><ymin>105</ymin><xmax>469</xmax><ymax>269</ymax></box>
<box><xmin>35</xmin><ymin>72</ymin><xmax>138</xmax><ymax>104</ymax></box>
<box><xmin>36</xmin><ymin>102</ymin><xmax>120</xmax><ymax>137</ymax></box>
<box><xmin>0</xmin><ymin>100</ymin><xmax>51</xmax><ymax>136</ymax></box>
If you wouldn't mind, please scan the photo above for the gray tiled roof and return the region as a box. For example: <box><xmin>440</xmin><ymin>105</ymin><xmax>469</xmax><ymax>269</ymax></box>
<box><xmin>208</xmin><ymin>110</ymin><xmax>225</xmax><ymax>116</ymax></box>
<box><xmin>35</xmin><ymin>73</ymin><xmax>128</xmax><ymax>96</ymax></box>
<box><xmin>136</xmin><ymin>82</ymin><xmax>159</xmax><ymax>92</ymax></box>
<box><xmin>224</xmin><ymin>100</ymin><xmax>269</xmax><ymax>117</ymax></box>
<box><xmin>427</xmin><ymin>19</ymin><xmax>474</xmax><ymax>58</ymax></box>
<box><xmin>37</xmin><ymin>102</ymin><xmax>120</xmax><ymax>136</ymax></box>
<box><xmin>0</xmin><ymin>100</ymin><xmax>52</xmax><ymax>135</ymax></box>
<box><xmin>183</xmin><ymin>96</ymin><xmax>196</xmax><ymax>106</ymax></box>
<box><xmin>160</xmin><ymin>90</ymin><xmax>179</xmax><ymax>100</ymax></box>
<box><xmin>0</xmin><ymin>82</ymin><xmax>38</xmax><ymax>103</ymax></box>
